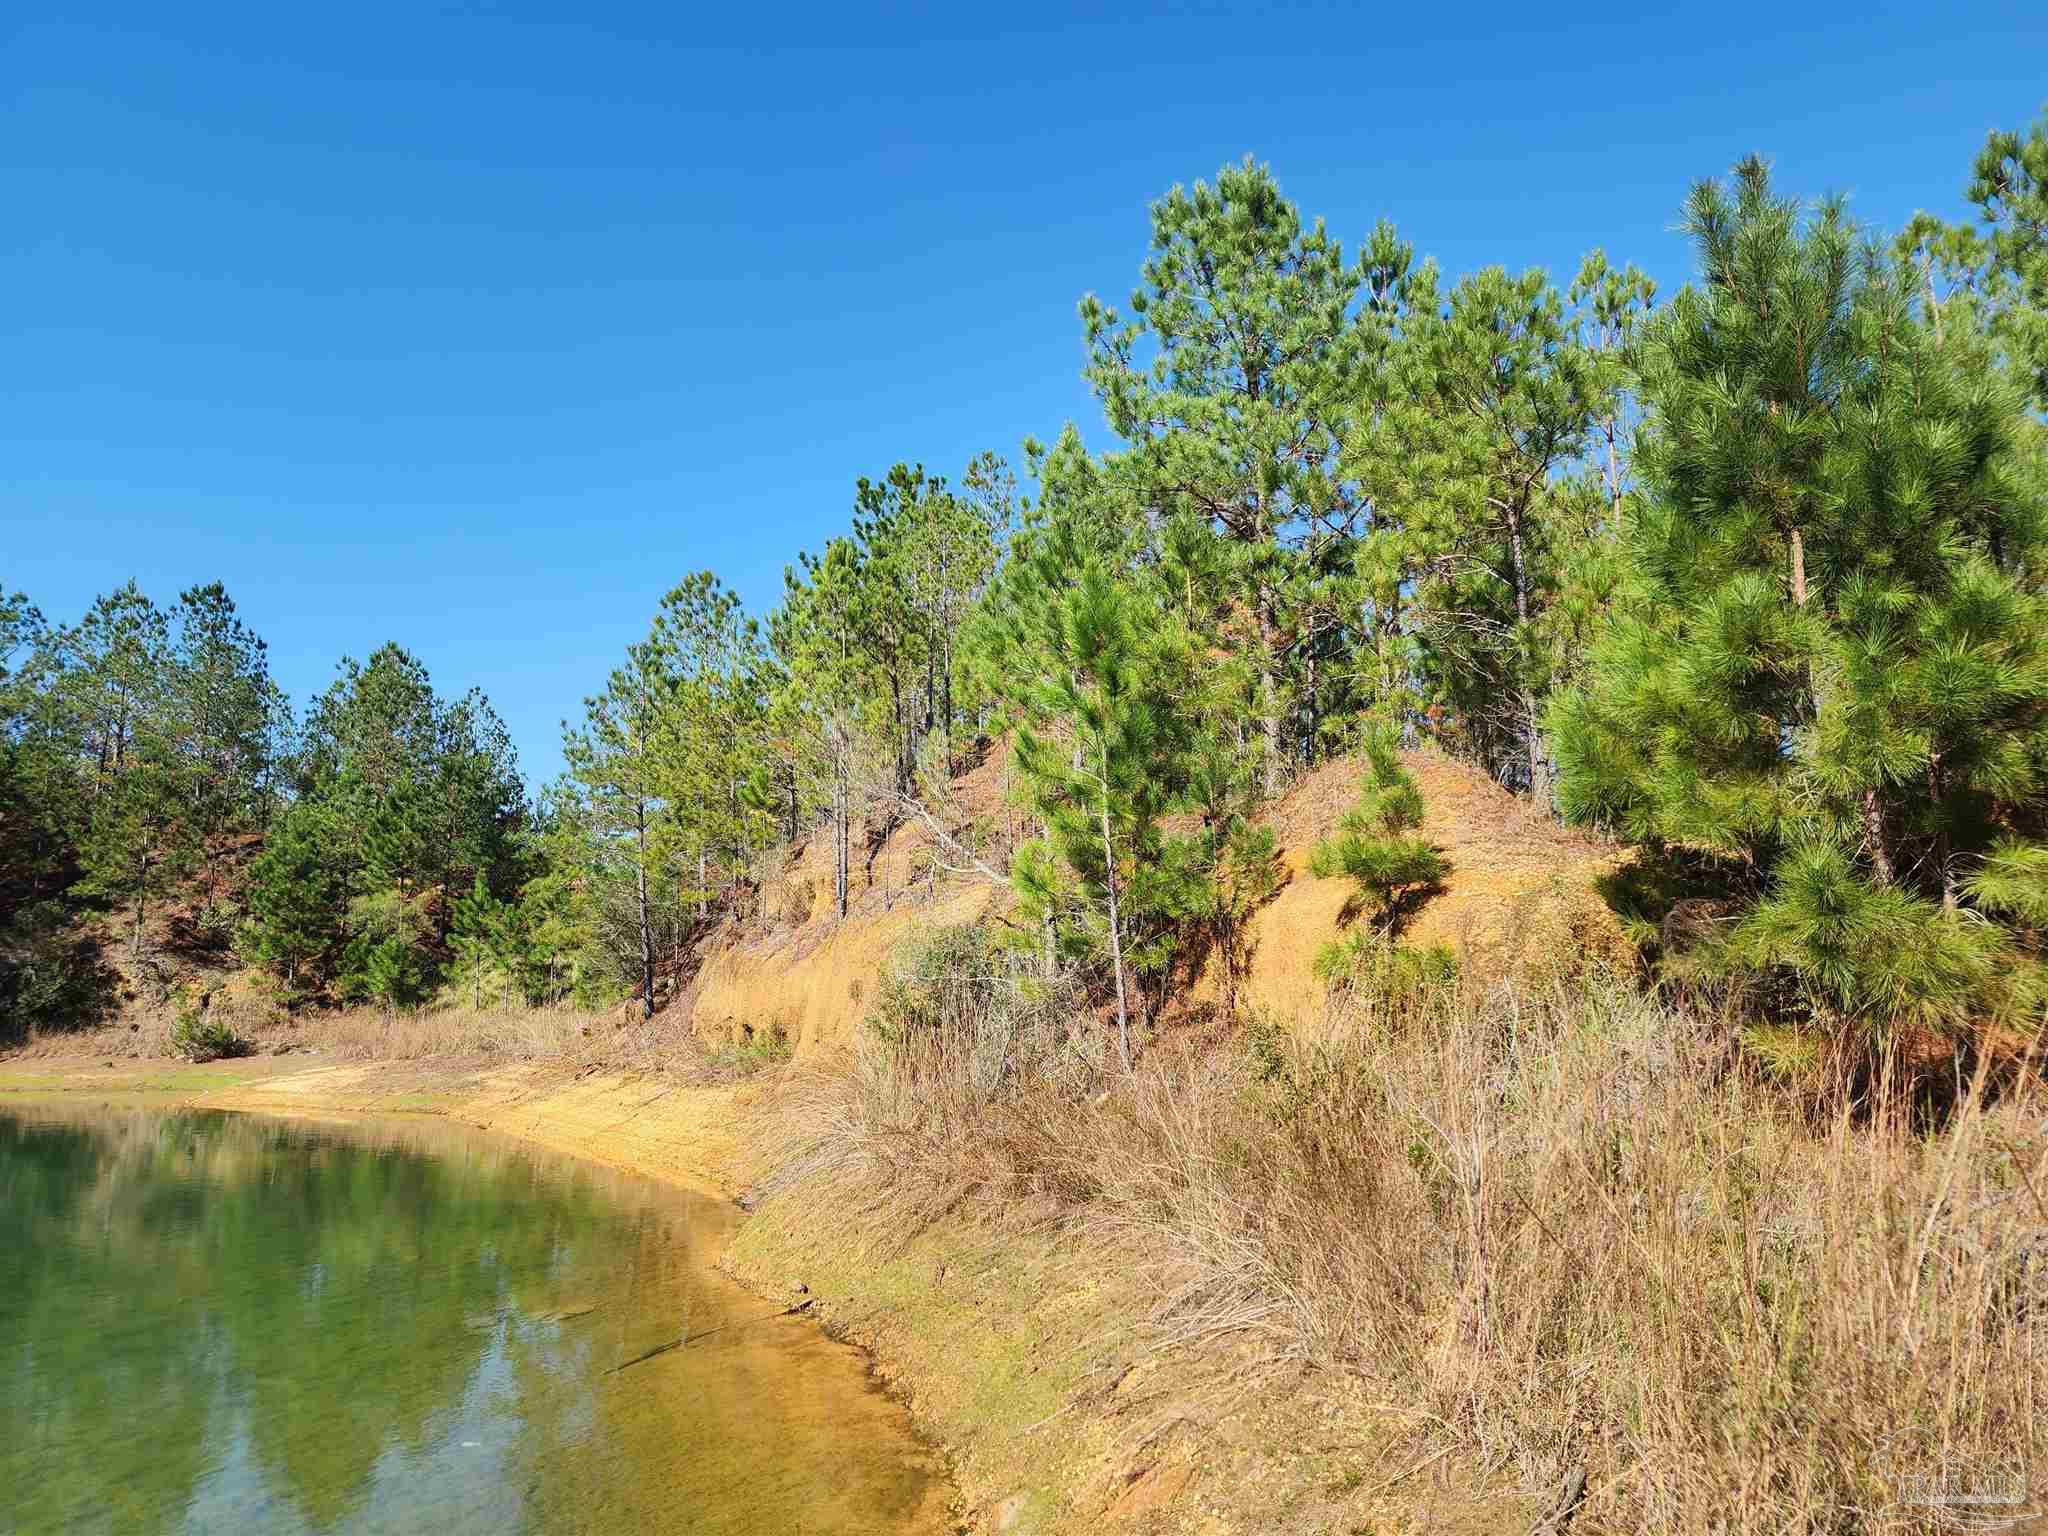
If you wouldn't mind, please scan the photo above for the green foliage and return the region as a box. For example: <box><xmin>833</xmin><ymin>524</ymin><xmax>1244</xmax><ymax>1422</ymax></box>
<box><xmin>337</xmin><ymin>887</ymin><xmax>436</xmax><ymax>1011</ymax></box>
<box><xmin>1729</xmin><ymin>842</ymin><xmax>2019</xmax><ymax>1031</ymax></box>
<box><xmin>1313</xmin><ymin>929</ymin><xmax>1458</xmax><ymax>1001</ymax></box>
<box><xmin>1551</xmin><ymin>157</ymin><xmax>2048</xmax><ymax>1035</ymax></box>
<box><xmin>867</xmin><ymin>924</ymin><xmax>1093</xmax><ymax>1095</ymax></box>
<box><xmin>169</xmin><ymin>1000</ymin><xmax>248</xmax><ymax>1062</ymax></box>
<box><xmin>10</xmin><ymin>133</ymin><xmax>2047</xmax><ymax>1064</ymax></box>
<box><xmin>0</xmin><ymin>901</ymin><xmax>116</xmax><ymax>1042</ymax></box>
<box><xmin>1899</xmin><ymin>109</ymin><xmax>2048</xmax><ymax>406</ymax></box>
<box><xmin>998</xmin><ymin>546</ymin><xmax>1203</xmax><ymax>1060</ymax></box>
<box><xmin>240</xmin><ymin>644</ymin><xmax>524</xmax><ymax>997</ymax></box>
<box><xmin>446</xmin><ymin>874</ymin><xmax>525</xmax><ymax>1009</ymax></box>
<box><xmin>1965</xmin><ymin>839</ymin><xmax>2048</xmax><ymax>928</ymax></box>
<box><xmin>1084</xmin><ymin>157</ymin><xmax>1383</xmax><ymax>790</ymax></box>
<box><xmin>1350</xmin><ymin>262</ymin><xmax>1625</xmax><ymax>795</ymax></box>
<box><xmin>241</xmin><ymin>799</ymin><xmax>346</xmax><ymax>982</ymax></box>
<box><xmin>704</xmin><ymin>1022</ymin><xmax>793</xmax><ymax>1077</ymax></box>
<box><xmin>70</xmin><ymin>743</ymin><xmax>200</xmax><ymax>953</ymax></box>
<box><xmin>298</xmin><ymin>644</ymin><xmax>523</xmax><ymax>898</ymax></box>
<box><xmin>1309</xmin><ymin>732</ymin><xmax>1448</xmax><ymax>929</ymax></box>
<box><xmin>505</xmin><ymin>784</ymin><xmax>617</xmax><ymax>1007</ymax></box>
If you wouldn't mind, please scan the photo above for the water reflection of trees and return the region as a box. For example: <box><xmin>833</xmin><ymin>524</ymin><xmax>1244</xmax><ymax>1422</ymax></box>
<box><xmin>1</xmin><ymin>1106</ymin><xmax>946</xmax><ymax>1535</ymax></box>
<box><xmin>0</xmin><ymin>1109</ymin><xmax>623</xmax><ymax>1534</ymax></box>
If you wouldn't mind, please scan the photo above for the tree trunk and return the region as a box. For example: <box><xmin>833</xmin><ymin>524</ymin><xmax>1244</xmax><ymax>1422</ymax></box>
<box><xmin>1503</xmin><ymin>499</ymin><xmax>1550</xmax><ymax>805</ymax></box>
<box><xmin>889</xmin><ymin>674</ymin><xmax>910</xmax><ymax>796</ymax></box>
<box><xmin>1922</xmin><ymin>253</ymin><xmax>1946</xmax><ymax>345</ymax></box>
<box><xmin>941</xmin><ymin>633</ymin><xmax>955</xmax><ymax>779</ymax></box>
<box><xmin>1304</xmin><ymin>622</ymin><xmax>1319</xmax><ymax>769</ymax></box>
<box><xmin>1930</xmin><ymin>755</ymin><xmax>1956</xmax><ymax>910</ymax></box>
<box><xmin>1257</xmin><ymin>586</ymin><xmax>1283</xmax><ymax>798</ymax></box>
<box><xmin>1861</xmin><ymin>788</ymin><xmax>1894</xmax><ymax>886</ymax></box>
<box><xmin>1098</xmin><ymin>763</ymin><xmax>1132</xmax><ymax>1074</ymax></box>
<box><xmin>833</xmin><ymin>750</ymin><xmax>849</xmax><ymax>920</ymax></box>
<box><xmin>1523</xmin><ymin>688</ymin><xmax>1550</xmax><ymax>806</ymax></box>
<box><xmin>634</xmin><ymin>799</ymin><xmax>654</xmax><ymax>1021</ymax></box>
<box><xmin>1220</xmin><ymin>908</ymin><xmax>1239</xmax><ymax>1018</ymax></box>
<box><xmin>1605</xmin><ymin>416</ymin><xmax>1622</xmax><ymax>522</ymax></box>
<box><xmin>1788</xmin><ymin>526</ymin><xmax>1808</xmax><ymax>608</ymax></box>
<box><xmin>131</xmin><ymin>838</ymin><xmax>153</xmax><ymax>963</ymax></box>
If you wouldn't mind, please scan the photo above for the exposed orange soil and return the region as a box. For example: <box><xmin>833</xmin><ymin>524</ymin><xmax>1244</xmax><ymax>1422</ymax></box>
<box><xmin>1225</xmin><ymin>749</ymin><xmax>1634</xmax><ymax>1022</ymax></box>
<box><xmin>687</xmin><ymin>744</ymin><xmax>1018</xmax><ymax>1054</ymax></box>
<box><xmin>0</xmin><ymin>1054</ymin><xmax>759</xmax><ymax>1197</ymax></box>
<box><xmin>689</xmin><ymin>744</ymin><xmax>1631</xmax><ymax>1054</ymax></box>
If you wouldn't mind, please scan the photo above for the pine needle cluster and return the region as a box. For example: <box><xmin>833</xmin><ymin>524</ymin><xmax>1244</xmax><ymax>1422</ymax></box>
<box><xmin>1308</xmin><ymin>731</ymin><xmax>1448</xmax><ymax>931</ymax></box>
<box><xmin>1550</xmin><ymin>158</ymin><xmax>2048</xmax><ymax>1035</ymax></box>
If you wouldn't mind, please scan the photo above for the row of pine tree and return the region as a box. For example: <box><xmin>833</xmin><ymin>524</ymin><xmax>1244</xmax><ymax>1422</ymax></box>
<box><xmin>4</xmin><ymin>116</ymin><xmax>2045</xmax><ymax>1047</ymax></box>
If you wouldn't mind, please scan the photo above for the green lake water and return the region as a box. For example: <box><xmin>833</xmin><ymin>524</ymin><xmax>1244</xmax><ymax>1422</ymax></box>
<box><xmin>0</xmin><ymin>1105</ymin><xmax>948</xmax><ymax>1535</ymax></box>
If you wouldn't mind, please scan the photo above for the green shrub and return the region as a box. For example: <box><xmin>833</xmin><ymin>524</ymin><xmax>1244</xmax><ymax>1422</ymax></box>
<box><xmin>1314</xmin><ymin>929</ymin><xmax>1457</xmax><ymax>1008</ymax></box>
<box><xmin>0</xmin><ymin>902</ymin><xmax>118</xmax><ymax>1043</ymax></box>
<box><xmin>170</xmin><ymin>1004</ymin><xmax>248</xmax><ymax>1063</ymax></box>
<box><xmin>1308</xmin><ymin>731</ymin><xmax>1447</xmax><ymax>933</ymax></box>
<box><xmin>708</xmin><ymin>1021</ymin><xmax>793</xmax><ymax>1077</ymax></box>
<box><xmin>868</xmin><ymin>923</ymin><xmax>1095</xmax><ymax>1097</ymax></box>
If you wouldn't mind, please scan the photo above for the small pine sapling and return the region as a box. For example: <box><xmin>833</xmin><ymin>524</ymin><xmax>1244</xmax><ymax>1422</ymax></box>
<box><xmin>1309</xmin><ymin>731</ymin><xmax>1447</xmax><ymax>933</ymax></box>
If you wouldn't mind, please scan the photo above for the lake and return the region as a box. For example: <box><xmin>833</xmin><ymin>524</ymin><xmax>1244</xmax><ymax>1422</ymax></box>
<box><xmin>0</xmin><ymin>1104</ymin><xmax>948</xmax><ymax>1534</ymax></box>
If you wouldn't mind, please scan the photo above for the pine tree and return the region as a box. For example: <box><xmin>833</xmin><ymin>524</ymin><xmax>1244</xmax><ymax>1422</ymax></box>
<box><xmin>245</xmin><ymin>645</ymin><xmax>522</xmax><ymax>994</ymax></box>
<box><xmin>1567</xmin><ymin>250</ymin><xmax>1659</xmax><ymax>522</ymax></box>
<box><xmin>1001</xmin><ymin>555</ymin><xmax>1197</xmax><ymax>1069</ymax></box>
<box><xmin>1963</xmin><ymin>110</ymin><xmax>2048</xmax><ymax>405</ymax></box>
<box><xmin>167</xmin><ymin>584</ymin><xmax>287</xmax><ymax>817</ymax></box>
<box><xmin>339</xmin><ymin>885</ymin><xmax>434</xmax><ymax>1013</ymax></box>
<box><xmin>1083</xmin><ymin>157</ymin><xmax>1374</xmax><ymax>794</ymax></box>
<box><xmin>1309</xmin><ymin>730</ymin><xmax>1447</xmax><ymax>932</ymax></box>
<box><xmin>55</xmin><ymin>585</ymin><xmax>202</xmax><ymax>962</ymax></box>
<box><xmin>0</xmin><ymin>587</ymin><xmax>82</xmax><ymax>910</ymax></box>
<box><xmin>1351</xmin><ymin>263</ymin><xmax>1606</xmax><ymax>799</ymax></box>
<box><xmin>564</xmin><ymin>640</ymin><xmax>673</xmax><ymax>1019</ymax></box>
<box><xmin>71</xmin><ymin>740</ymin><xmax>195</xmax><ymax>963</ymax></box>
<box><xmin>646</xmin><ymin>571</ymin><xmax>772</xmax><ymax>915</ymax></box>
<box><xmin>775</xmin><ymin>537</ymin><xmax>871</xmax><ymax>919</ymax></box>
<box><xmin>450</xmin><ymin>873</ymin><xmax>525</xmax><ymax>1010</ymax></box>
<box><xmin>241</xmin><ymin>799</ymin><xmax>346</xmax><ymax>985</ymax></box>
<box><xmin>1550</xmin><ymin>158</ymin><xmax>2048</xmax><ymax>1034</ymax></box>
<box><xmin>509</xmin><ymin>782</ymin><xmax>610</xmax><ymax>1006</ymax></box>
<box><xmin>1185</xmin><ymin>732</ymin><xmax>1283</xmax><ymax>1017</ymax></box>
<box><xmin>55</xmin><ymin>582</ymin><xmax>168</xmax><ymax>798</ymax></box>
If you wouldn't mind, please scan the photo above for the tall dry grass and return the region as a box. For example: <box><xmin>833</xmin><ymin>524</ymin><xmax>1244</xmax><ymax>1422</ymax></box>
<box><xmin>8</xmin><ymin>1001</ymin><xmax>607</xmax><ymax>1063</ymax></box>
<box><xmin>767</xmin><ymin>970</ymin><xmax>2045</xmax><ymax>1533</ymax></box>
<box><xmin>282</xmin><ymin>1003</ymin><xmax>600</xmax><ymax>1060</ymax></box>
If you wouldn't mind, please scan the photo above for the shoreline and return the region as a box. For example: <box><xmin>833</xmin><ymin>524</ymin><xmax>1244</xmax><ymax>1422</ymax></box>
<box><xmin>2</xmin><ymin>1055</ymin><xmax>965</xmax><ymax>1534</ymax></box>
<box><xmin>0</xmin><ymin>1054</ymin><xmax>979</xmax><ymax>1519</ymax></box>
<box><xmin>0</xmin><ymin>1048</ymin><xmax>1516</xmax><ymax>1534</ymax></box>
<box><xmin>0</xmin><ymin>1050</ymin><xmax>1251</xmax><ymax>1533</ymax></box>
<box><xmin>0</xmin><ymin>1053</ymin><xmax>754</xmax><ymax>1194</ymax></box>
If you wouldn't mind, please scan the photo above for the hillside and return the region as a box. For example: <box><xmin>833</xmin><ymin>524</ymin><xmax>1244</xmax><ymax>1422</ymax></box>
<box><xmin>9</xmin><ymin>753</ymin><xmax>2037</xmax><ymax>1536</ymax></box>
<box><xmin>682</xmin><ymin>744</ymin><xmax>1632</xmax><ymax>1058</ymax></box>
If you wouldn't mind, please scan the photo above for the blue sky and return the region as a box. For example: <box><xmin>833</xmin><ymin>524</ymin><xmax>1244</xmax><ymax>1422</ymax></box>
<box><xmin>8</xmin><ymin>2</ymin><xmax>2046</xmax><ymax>787</ymax></box>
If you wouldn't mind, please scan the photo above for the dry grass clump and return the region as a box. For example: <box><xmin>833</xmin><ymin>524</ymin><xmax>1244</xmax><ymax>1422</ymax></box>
<box><xmin>768</xmin><ymin>965</ymin><xmax>2045</xmax><ymax>1533</ymax></box>
<box><xmin>4</xmin><ymin>1000</ymin><xmax>606</xmax><ymax>1065</ymax></box>
<box><xmin>281</xmin><ymin>1003</ymin><xmax>599</xmax><ymax>1060</ymax></box>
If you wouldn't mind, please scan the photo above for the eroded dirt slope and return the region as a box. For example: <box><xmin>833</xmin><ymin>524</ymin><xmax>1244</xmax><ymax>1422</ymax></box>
<box><xmin>688</xmin><ymin>745</ymin><xmax>1631</xmax><ymax>1056</ymax></box>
